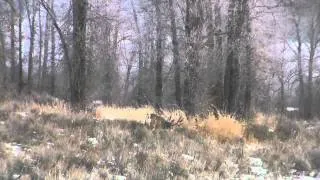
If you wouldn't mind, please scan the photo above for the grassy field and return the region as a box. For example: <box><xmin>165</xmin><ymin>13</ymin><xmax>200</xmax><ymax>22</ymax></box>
<box><xmin>0</xmin><ymin>94</ymin><xmax>320</xmax><ymax>179</ymax></box>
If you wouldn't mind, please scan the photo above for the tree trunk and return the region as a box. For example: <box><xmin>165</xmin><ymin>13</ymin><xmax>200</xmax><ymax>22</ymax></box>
<box><xmin>0</xmin><ymin>26</ymin><xmax>6</xmax><ymax>85</ymax></box>
<box><xmin>131</xmin><ymin>1</ymin><xmax>144</xmax><ymax>106</ymax></box>
<box><xmin>155</xmin><ymin>0</ymin><xmax>163</xmax><ymax>110</ymax></box>
<box><xmin>71</xmin><ymin>0</ymin><xmax>87</xmax><ymax>108</ymax></box>
<box><xmin>243</xmin><ymin>0</ymin><xmax>252</xmax><ymax>119</ymax></box>
<box><xmin>123</xmin><ymin>55</ymin><xmax>134</xmax><ymax>104</ymax></box>
<box><xmin>206</xmin><ymin>0</ymin><xmax>218</xmax><ymax>108</ymax></box>
<box><xmin>10</xmin><ymin>6</ymin><xmax>16</xmax><ymax>82</ymax></box>
<box><xmin>18</xmin><ymin>8</ymin><xmax>23</xmax><ymax>94</ymax></box>
<box><xmin>169</xmin><ymin>0</ymin><xmax>182</xmax><ymax>108</ymax></box>
<box><xmin>42</xmin><ymin>8</ymin><xmax>50</xmax><ymax>91</ymax></box>
<box><xmin>27</xmin><ymin>0</ymin><xmax>36</xmax><ymax>92</ymax></box>
<box><xmin>278</xmin><ymin>74</ymin><xmax>285</xmax><ymax>117</ymax></box>
<box><xmin>184</xmin><ymin>0</ymin><xmax>202</xmax><ymax>115</ymax></box>
<box><xmin>294</xmin><ymin>19</ymin><xmax>305</xmax><ymax>119</ymax></box>
<box><xmin>306</xmin><ymin>17</ymin><xmax>318</xmax><ymax>120</ymax></box>
<box><xmin>224</xmin><ymin>0</ymin><xmax>247</xmax><ymax>114</ymax></box>
<box><xmin>112</xmin><ymin>22</ymin><xmax>119</xmax><ymax>104</ymax></box>
<box><xmin>37</xmin><ymin>5</ymin><xmax>43</xmax><ymax>89</ymax></box>
<box><xmin>50</xmin><ymin>0</ymin><xmax>56</xmax><ymax>95</ymax></box>
<box><xmin>214</xmin><ymin>0</ymin><xmax>223</xmax><ymax>109</ymax></box>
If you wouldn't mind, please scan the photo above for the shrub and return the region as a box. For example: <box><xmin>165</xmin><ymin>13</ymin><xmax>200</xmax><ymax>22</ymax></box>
<box><xmin>275</xmin><ymin>120</ymin><xmax>299</xmax><ymax>141</ymax></box>
<box><xmin>245</xmin><ymin>124</ymin><xmax>274</xmax><ymax>141</ymax></box>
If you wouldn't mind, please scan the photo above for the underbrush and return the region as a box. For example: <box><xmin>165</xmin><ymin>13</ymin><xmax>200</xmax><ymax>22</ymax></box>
<box><xmin>0</xmin><ymin>99</ymin><xmax>247</xmax><ymax>179</ymax></box>
<box><xmin>0</xmin><ymin>97</ymin><xmax>319</xmax><ymax>179</ymax></box>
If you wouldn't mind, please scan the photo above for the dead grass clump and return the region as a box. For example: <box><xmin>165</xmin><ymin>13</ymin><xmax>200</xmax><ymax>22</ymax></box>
<box><xmin>198</xmin><ymin>114</ymin><xmax>245</xmax><ymax>142</ymax></box>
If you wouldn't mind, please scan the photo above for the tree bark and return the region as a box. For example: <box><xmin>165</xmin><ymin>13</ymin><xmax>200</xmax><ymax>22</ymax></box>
<box><xmin>123</xmin><ymin>54</ymin><xmax>134</xmax><ymax>104</ymax></box>
<box><xmin>71</xmin><ymin>0</ymin><xmax>88</xmax><ymax>108</ymax></box>
<box><xmin>278</xmin><ymin>70</ymin><xmax>285</xmax><ymax>117</ymax></box>
<box><xmin>214</xmin><ymin>0</ymin><xmax>223</xmax><ymax>109</ymax></box>
<box><xmin>224</xmin><ymin>0</ymin><xmax>247</xmax><ymax>114</ymax></box>
<box><xmin>169</xmin><ymin>0</ymin><xmax>182</xmax><ymax>108</ymax></box>
<box><xmin>37</xmin><ymin>4</ymin><xmax>43</xmax><ymax>89</ymax></box>
<box><xmin>184</xmin><ymin>0</ymin><xmax>202</xmax><ymax>115</ymax></box>
<box><xmin>155</xmin><ymin>0</ymin><xmax>163</xmax><ymax>110</ymax></box>
<box><xmin>0</xmin><ymin>26</ymin><xmax>6</xmax><ymax>85</ymax></box>
<box><xmin>10</xmin><ymin>5</ymin><xmax>16</xmax><ymax>82</ymax></box>
<box><xmin>306</xmin><ymin>15</ymin><xmax>318</xmax><ymax>119</ymax></box>
<box><xmin>50</xmin><ymin>0</ymin><xmax>56</xmax><ymax>95</ymax></box>
<box><xmin>206</xmin><ymin>0</ymin><xmax>218</xmax><ymax>108</ymax></box>
<box><xmin>26</xmin><ymin>0</ymin><xmax>37</xmax><ymax>92</ymax></box>
<box><xmin>294</xmin><ymin>18</ymin><xmax>305</xmax><ymax>118</ymax></box>
<box><xmin>131</xmin><ymin>0</ymin><xmax>144</xmax><ymax>106</ymax></box>
<box><xmin>243</xmin><ymin>0</ymin><xmax>253</xmax><ymax>119</ymax></box>
<box><xmin>42</xmin><ymin>7</ymin><xmax>50</xmax><ymax>91</ymax></box>
<box><xmin>18</xmin><ymin>6</ymin><xmax>23</xmax><ymax>94</ymax></box>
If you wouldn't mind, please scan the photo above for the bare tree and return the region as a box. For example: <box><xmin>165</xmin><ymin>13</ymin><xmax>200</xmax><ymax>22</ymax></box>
<box><xmin>293</xmin><ymin>17</ymin><xmax>305</xmax><ymax>118</ymax></box>
<box><xmin>41</xmin><ymin>1</ymin><xmax>50</xmax><ymax>91</ymax></box>
<box><xmin>37</xmin><ymin>3</ymin><xmax>43</xmax><ymax>89</ymax></box>
<box><xmin>224</xmin><ymin>0</ymin><xmax>247</xmax><ymax>114</ymax></box>
<box><xmin>305</xmin><ymin>6</ymin><xmax>319</xmax><ymax>119</ymax></box>
<box><xmin>9</xmin><ymin>1</ymin><xmax>16</xmax><ymax>82</ymax></box>
<box><xmin>184</xmin><ymin>0</ymin><xmax>203</xmax><ymax>115</ymax></box>
<box><xmin>0</xmin><ymin>25</ymin><xmax>6</xmax><ymax>84</ymax></box>
<box><xmin>155</xmin><ymin>0</ymin><xmax>163</xmax><ymax>110</ymax></box>
<box><xmin>50</xmin><ymin>0</ymin><xmax>56</xmax><ymax>95</ymax></box>
<box><xmin>26</xmin><ymin>0</ymin><xmax>37</xmax><ymax>92</ymax></box>
<box><xmin>131</xmin><ymin>1</ymin><xmax>144</xmax><ymax>106</ymax></box>
<box><xmin>169</xmin><ymin>0</ymin><xmax>181</xmax><ymax>108</ymax></box>
<box><xmin>243</xmin><ymin>0</ymin><xmax>253</xmax><ymax>119</ymax></box>
<box><xmin>18</xmin><ymin>0</ymin><xmax>24</xmax><ymax>93</ymax></box>
<box><xmin>70</xmin><ymin>0</ymin><xmax>88</xmax><ymax>107</ymax></box>
<box><xmin>214</xmin><ymin>0</ymin><xmax>223</xmax><ymax>109</ymax></box>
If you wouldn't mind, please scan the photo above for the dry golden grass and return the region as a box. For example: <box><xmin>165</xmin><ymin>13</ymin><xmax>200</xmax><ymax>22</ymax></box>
<box><xmin>196</xmin><ymin>114</ymin><xmax>245</xmax><ymax>142</ymax></box>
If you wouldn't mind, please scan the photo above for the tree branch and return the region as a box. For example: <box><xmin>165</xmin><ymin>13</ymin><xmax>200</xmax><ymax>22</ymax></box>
<box><xmin>38</xmin><ymin>0</ymin><xmax>72</xmax><ymax>75</ymax></box>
